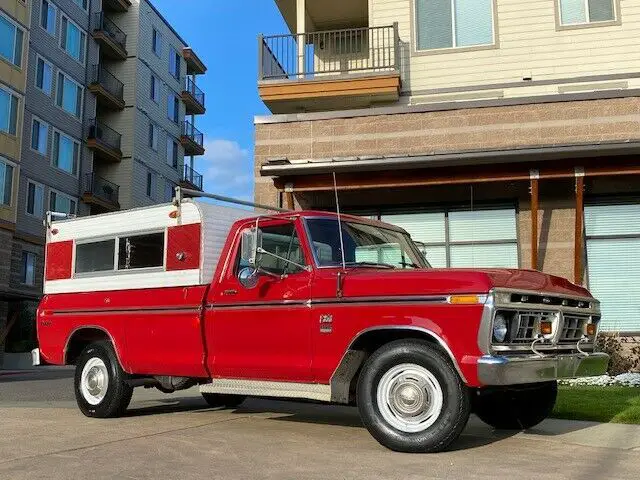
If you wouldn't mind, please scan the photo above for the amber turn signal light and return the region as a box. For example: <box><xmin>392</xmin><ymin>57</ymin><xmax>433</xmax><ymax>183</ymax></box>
<box><xmin>448</xmin><ymin>295</ymin><xmax>486</xmax><ymax>305</ymax></box>
<box><xmin>540</xmin><ymin>321</ymin><xmax>553</xmax><ymax>335</ymax></box>
<box><xmin>586</xmin><ymin>324</ymin><xmax>597</xmax><ymax>336</ymax></box>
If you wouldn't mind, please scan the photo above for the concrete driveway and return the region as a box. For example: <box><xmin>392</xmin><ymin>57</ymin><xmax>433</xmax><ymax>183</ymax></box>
<box><xmin>1</xmin><ymin>368</ymin><xmax>639</xmax><ymax>480</ymax></box>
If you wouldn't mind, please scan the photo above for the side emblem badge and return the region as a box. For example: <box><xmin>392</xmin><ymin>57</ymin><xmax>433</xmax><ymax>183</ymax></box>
<box><xmin>320</xmin><ymin>314</ymin><xmax>333</xmax><ymax>334</ymax></box>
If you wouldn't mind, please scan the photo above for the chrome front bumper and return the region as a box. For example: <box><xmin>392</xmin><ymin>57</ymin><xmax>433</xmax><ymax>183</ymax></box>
<box><xmin>477</xmin><ymin>352</ymin><xmax>609</xmax><ymax>386</ymax></box>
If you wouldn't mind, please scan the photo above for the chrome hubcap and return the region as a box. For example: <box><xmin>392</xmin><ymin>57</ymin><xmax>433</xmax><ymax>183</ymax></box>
<box><xmin>376</xmin><ymin>363</ymin><xmax>443</xmax><ymax>433</ymax></box>
<box><xmin>80</xmin><ymin>358</ymin><xmax>109</xmax><ymax>405</ymax></box>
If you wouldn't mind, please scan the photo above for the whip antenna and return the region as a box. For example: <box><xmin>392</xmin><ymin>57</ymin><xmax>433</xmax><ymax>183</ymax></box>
<box><xmin>333</xmin><ymin>172</ymin><xmax>346</xmax><ymax>271</ymax></box>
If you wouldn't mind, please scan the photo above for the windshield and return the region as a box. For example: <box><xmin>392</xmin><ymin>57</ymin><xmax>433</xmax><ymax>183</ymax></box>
<box><xmin>305</xmin><ymin>218</ymin><xmax>429</xmax><ymax>269</ymax></box>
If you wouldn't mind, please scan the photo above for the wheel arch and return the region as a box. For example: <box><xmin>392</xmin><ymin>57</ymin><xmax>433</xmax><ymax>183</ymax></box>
<box><xmin>64</xmin><ymin>326</ymin><xmax>127</xmax><ymax>371</ymax></box>
<box><xmin>330</xmin><ymin>326</ymin><xmax>466</xmax><ymax>404</ymax></box>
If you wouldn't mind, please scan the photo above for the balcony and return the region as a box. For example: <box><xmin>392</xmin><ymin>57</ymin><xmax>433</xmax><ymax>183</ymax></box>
<box><xmin>82</xmin><ymin>173</ymin><xmax>120</xmax><ymax>211</ymax></box>
<box><xmin>102</xmin><ymin>0</ymin><xmax>131</xmax><ymax>12</ymax></box>
<box><xmin>92</xmin><ymin>13</ymin><xmax>127</xmax><ymax>60</ymax></box>
<box><xmin>87</xmin><ymin>119</ymin><xmax>122</xmax><ymax>163</ymax></box>
<box><xmin>258</xmin><ymin>25</ymin><xmax>401</xmax><ymax>113</ymax></box>
<box><xmin>183</xmin><ymin>47</ymin><xmax>207</xmax><ymax>75</ymax></box>
<box><xmin>180</xmin><ymin>121</ymin><xmax>205</xmax><ymax>156</ymax></box>
<box><xmin>88</xmin><ymin>65</ymin><xmax>125</xmax><ymax>110</ymax></box>
<box><xmin>179</xmin><ymin>165</ymin><xmax>203</xmax><ymax>191</ymax></box>
<box><xmin>181</xmin><ymin>77</ymin><xmax>205</xmax><ymax>115</ymax></box>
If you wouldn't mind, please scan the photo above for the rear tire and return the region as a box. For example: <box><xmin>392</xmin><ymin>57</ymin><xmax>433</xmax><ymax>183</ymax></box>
<box><xmin>473</xmin><ymin>381</ymin><xmax>557</xmax><ymax>430</ymax></box>
<box><xmin>74</xmin><ymin>341</ymin><xmax>133</xmax><ymax>418</ymax></box>
<box><xmin>356</xmin><ymin>339</ymin><xmax>470</xmax><ymax>453</ymax></box>
<box><xmin>201</xmin><ymin>393</ymin><xmax>246</xmax><ymax>409</ymax></box>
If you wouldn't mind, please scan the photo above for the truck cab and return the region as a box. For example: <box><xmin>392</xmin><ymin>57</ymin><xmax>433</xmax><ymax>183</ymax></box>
<box><xmin>35</xmin><ymin>196</ymin><xmax>609</xmax><ymax>453</ymax></box>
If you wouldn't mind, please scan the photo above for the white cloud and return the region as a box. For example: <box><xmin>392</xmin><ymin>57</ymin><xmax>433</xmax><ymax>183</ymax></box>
<box><xmin>197</xmin><ymin>139</ymin><xmax>254</xmax><ymax>200</ymax></box>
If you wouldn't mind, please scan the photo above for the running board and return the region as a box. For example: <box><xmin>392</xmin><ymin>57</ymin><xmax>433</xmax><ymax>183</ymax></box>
<box><xmin>200</xmin><ymin>379</ymin><xmax>332</xmax><ymax>402</ymax></box>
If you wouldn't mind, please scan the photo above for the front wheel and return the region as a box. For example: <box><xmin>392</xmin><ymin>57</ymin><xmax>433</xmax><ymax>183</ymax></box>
<box><xmin>473</xmin><ymin>381</ymin><xmax>558</xmax><ymax>430</ymax></box>
<box><xmin>357</xmin><ymin>340</ymin><xmax>471</xmax><ymax>453</ymax></box>
<box><xmin>74</xmin><ymin>341</ymin><xmax>133</xmax><ymax>418</ymax></box>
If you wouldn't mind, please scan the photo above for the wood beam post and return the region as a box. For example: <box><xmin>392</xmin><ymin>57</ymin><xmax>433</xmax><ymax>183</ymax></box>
<box><xmin>530</xmin><ymin>170</ymin><xmax>539</xmax><ymax>271</ymax></box>
<box><xmin>574</xmin><ymin>168</ymin><xmax>585</xmax><ymax>285</ymax></box>
<box><xmin>284</xmin><ymin>183</ymin><xmax>295</xmax><ymax>210</ymax></box>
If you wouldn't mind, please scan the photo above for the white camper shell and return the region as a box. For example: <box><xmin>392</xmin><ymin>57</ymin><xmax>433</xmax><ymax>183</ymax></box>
<box><xmin>44</xmin><ymin>200</ymin><xmax>248</xmax><ymax>295</ymax></box>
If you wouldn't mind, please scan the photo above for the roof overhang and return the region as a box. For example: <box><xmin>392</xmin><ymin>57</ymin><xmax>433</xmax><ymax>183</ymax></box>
<box><xmin>261</xmin><ymin>141</ymin><xmax>640</xmax><ymax>177</ymax></box>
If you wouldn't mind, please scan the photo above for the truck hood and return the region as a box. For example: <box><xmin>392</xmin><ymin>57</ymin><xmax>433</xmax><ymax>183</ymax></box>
<box><xmin>337</xmin><ymin>268</ymin><xmax>592</xmax><ymax>299</ymax></box>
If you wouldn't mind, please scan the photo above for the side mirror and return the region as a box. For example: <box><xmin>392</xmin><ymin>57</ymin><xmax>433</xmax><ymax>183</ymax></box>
<box><xmin>238</xmin><ymin>266</ymin><xmax>259</xmax><ymax>289</ymax></box>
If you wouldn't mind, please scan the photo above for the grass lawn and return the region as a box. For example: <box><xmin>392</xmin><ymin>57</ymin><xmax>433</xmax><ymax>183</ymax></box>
<box><xmin>552</xmin><ymin>386</ymin><xmax>640</xmax><ymax>424</ymax></box>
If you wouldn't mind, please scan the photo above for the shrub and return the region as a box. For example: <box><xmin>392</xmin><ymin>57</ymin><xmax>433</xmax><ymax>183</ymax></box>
<box><xmin>596</xmin><ymin>333</ymin><xmax>640</xmax><ymax>376</ymax></box>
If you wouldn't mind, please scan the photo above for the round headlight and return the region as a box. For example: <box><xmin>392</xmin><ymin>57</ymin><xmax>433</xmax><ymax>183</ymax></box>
<box><xmin>493</xmin><ymin>314</ymin><xmax>509</xmax><ymax>343</ymax></box>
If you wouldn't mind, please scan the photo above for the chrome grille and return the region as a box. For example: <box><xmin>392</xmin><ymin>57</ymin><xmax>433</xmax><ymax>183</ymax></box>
<box><xmin>560</xmin><ymin>315</ymin><xmax>589</xmax><ymax>343</ymax></box>
<box><xmin>511</xmin><ymin>311</ymin><xmax>556</xmax><ymax>343</ymax></box>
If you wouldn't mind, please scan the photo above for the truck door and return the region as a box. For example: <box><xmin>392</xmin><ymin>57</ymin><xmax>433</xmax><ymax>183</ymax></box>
<box><xmin>206</xmin><ymin>218</ymin><xmax>313</xmax><ymax>382</ymax></box>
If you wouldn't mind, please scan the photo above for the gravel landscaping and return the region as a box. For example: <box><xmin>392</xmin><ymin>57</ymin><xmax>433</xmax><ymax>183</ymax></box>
<box><xmin>559</xmin><ymin>373</ymin><xmax>640</xmax><ymax>387</ymax></box>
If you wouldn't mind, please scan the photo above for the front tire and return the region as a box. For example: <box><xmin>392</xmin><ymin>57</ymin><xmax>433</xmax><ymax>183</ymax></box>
<box><xmin>357</xmin><ymin>340</ymin><xmax>470</xmax><ymax>453</ymax></box>
<box><xmin>74</xmin><ymin>341</ymin><xmax>133</xmax><ymax>418</ymax></box>
<box><xmin>473</xmin><ymin>381</ymin><xmax>557</xmax><ymax>430</ymax></box>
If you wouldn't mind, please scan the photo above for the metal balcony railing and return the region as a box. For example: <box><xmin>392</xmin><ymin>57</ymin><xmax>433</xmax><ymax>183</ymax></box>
<box><xmin>182</xmin><ymin>120</ymin><xmax>204</xmax><ymax>147</ymax></box>
<box><xmin>182</xmin><ymin>164</ymin><xmax>203</xmax><ymax>191</ymax></box>
<box><xmin>87</xmin><ymin>119</ymin><xmax>122</xmax><ymax>152</ymax></box>
<box><xmin>92</xmin><ymin>12</ymin><xmax>127</xmax><ymax>52</ymax></box>
<box><xmin>184</xmin><ymin>77</ymin><xmax>205</xmax><ymax>108</ymax></box>
<box><xmin>259</xmin><ymin>24</ymin><xmax>399</xmax><ymax>81</ymax></box>
<box><xmin>84</xmin><ymin>173</ymin><xmax>120</xmax><ymax>205</ymax></box>
<box><xmin>90</xmin><ymin>65</ymin><xmax>124</xmax><ymax>101</ymax></box>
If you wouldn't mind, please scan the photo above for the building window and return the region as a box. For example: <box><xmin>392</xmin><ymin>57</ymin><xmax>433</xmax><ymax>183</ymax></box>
<box><xmin>150</xmin><ymin>74</ymin><xmax>160</xmax><ymax>102</ymax></box>
<box><xmin>35</xmin><ymin>56</ymin><xmax>53</xmax><ymax>95</ymax></box>
<box><xmin>146</xmin><ymin>170</ymin><xmax>155</xmax><ymax>198</ymax></box>
<box><xmin>26</xmin><ymin>180</ymin><xmax>45</xmax><ymax>218</ymax></box>
<box><xmin>414</xmin><ymin>0</ymin><xmax>495</xmax><ymax>51</ymax></box>
<box><xmin>152</xmin><ymin>28</ymin><xmax>162</xmax><ymax>56</ymax></box>
<box><xmin>40</xmin><ymin>0</ymin><xmax>57</xmax><ymax>36</ymax></box>
<box><xmin>70</xmin><ymin>0</ymin><xmax>88</xmax><ymax>11</ymax></box>
<box><xmin>169</xmin><ymin>46</ymin><xmax>181</xmax><ymax>79</ymax></box>
<box><xmin>22</xmin><ymin>252</ymin><xmax>36</xmax><ymax>286</ymax></box>
<box><xmin>0</xmin><ymin>86</ymin><xmax>19</xmax><ymax>135</ymax></box>
<box><xmin>559</xmin><ymin>0</ymin><xmax>615</xmax><ymax>26</ymax></box>
<box><xmin>60</xmin><ymin>15</ymin><xmax>86</xmax><ymax>63</ymax></box>
<box><xmin>166</xmin><ymin>137</ymin><xmax>178</xmax><ymax>168</ymax></box>
<box><xmin>49</xmin><ymin>189</ymin><xmax>77</xmax><ymax>214</ymax></box>
<box><xmin>0</xmin><ymin>12</ymin><xmax>24</xmax><ymax>67</ymax></box>
<box><xmin>167</xmin><ymin>93</ymin><xmax>179</xmax><ymax>123</ymax></box>
<box><xmin>380</xmin><ymin>208</ymin><xmax>518</xmax><ymax>268</ymax></box>
<box><xmin>164</xmin><ymin>181</ymin><xmax>174</xmax><ymax>202</ymax></box>
<box><xmin>31</xmin><ymin>118</ymin><xmax>49</xmax><ymax>155</ymax></box>
<box><xmin>148</xmin><ymin>122</ymin><xmax>159</xmax><ymax>151</ymax></box>
<box><xmin>0</xmin><ymin>157</ymin><xmax>14</xmax><ymax>206</ymax></box>
<box><xmin>56</xmin><ymin>72</ymin><xmax>83</xmax><ymax>118</ymax></box>
<box><xmin>52</xmin><ymin>130</ymin><xmax>79</xmax><ymax>175</ymax></box>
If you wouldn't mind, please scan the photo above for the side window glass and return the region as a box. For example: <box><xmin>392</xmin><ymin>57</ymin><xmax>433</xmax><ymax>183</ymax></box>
<box><xmin>237</xmin><ymin>223</ymin><xmax>307</xmax><ymax>276</ymax></box>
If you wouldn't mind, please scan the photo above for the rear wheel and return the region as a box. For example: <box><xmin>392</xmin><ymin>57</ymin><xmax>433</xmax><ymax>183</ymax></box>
<box><xmin>473</xmin><ymin>381</ymin><xmax>557</xmax><ymax>430</ymax></box>
<box><xmin>201</xmin><ymin>393</ymin><xmax>246</xmax><ymax>409</ymax></box>
<box><xmin>74</xmin><ymin>341</ymin><xmax>133</xmax><ymax>418</ymax></box>
<box><xmin>357</xmin><ymin>339</ymin><xmax>470</xmax><ymax>453</ymax></box>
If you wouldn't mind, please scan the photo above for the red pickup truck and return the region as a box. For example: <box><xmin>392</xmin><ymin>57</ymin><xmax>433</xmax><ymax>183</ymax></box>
<box><xmin>35</xmin><ymin>193</ymin><xmax>608</xmax><ymax>453</ymax></box>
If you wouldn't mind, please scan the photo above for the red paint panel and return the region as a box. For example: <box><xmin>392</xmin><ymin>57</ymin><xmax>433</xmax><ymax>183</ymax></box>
<box><xmin>45</xmin><ymin>241</ymin><xmax>73</xmax><ymax>281</ymax></box>
<box><xmin>166</xmin><ymin>223</ymin><xmax>201</xmax><ymax>271</ymax></box>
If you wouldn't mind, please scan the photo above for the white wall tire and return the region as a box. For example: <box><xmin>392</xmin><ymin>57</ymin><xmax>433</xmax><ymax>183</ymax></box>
<box><xmin>357</xmin><ymin>339</ymin><xmax>470</xmax><ymax>453</ymax></box>
<box><xmin>74</xmin><ymin>342</ymin><xmax>133</xmax><ymax>418</ymax></box>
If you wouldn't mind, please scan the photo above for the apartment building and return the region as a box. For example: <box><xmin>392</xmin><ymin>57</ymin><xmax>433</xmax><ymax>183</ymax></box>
<box><xmin>256</xmin><ymin>0</ymin><xmax>640</xmax><ymax>336</ymax></box>
<box><xmin>0</xmin><ymin>0</ymin><xmax>30</xmax><ymax>369</ymax></box>
<box><xmin>0</xmin><ymin>0</ymin><xmax>206</xmax><ymax>369</ymax></box>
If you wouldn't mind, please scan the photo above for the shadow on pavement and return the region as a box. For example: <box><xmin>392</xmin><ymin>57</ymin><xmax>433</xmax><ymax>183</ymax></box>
<box><xmin>0</xmin><ymin>370</ymin><xmax>74</xmax><ymax>383</ymax></box>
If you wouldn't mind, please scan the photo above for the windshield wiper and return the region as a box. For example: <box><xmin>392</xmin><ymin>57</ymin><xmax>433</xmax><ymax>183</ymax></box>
<box><xmin>345</xmin><ymin>261</ymin><xmax>396</xmax><ymax>269</ymax></box>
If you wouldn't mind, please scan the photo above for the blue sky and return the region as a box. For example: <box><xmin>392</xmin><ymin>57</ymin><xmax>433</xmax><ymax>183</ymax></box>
<box><xmin>152</xmin><ymin>0</ymin><xmax>288</xmax><ymax>201</ymax></box>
